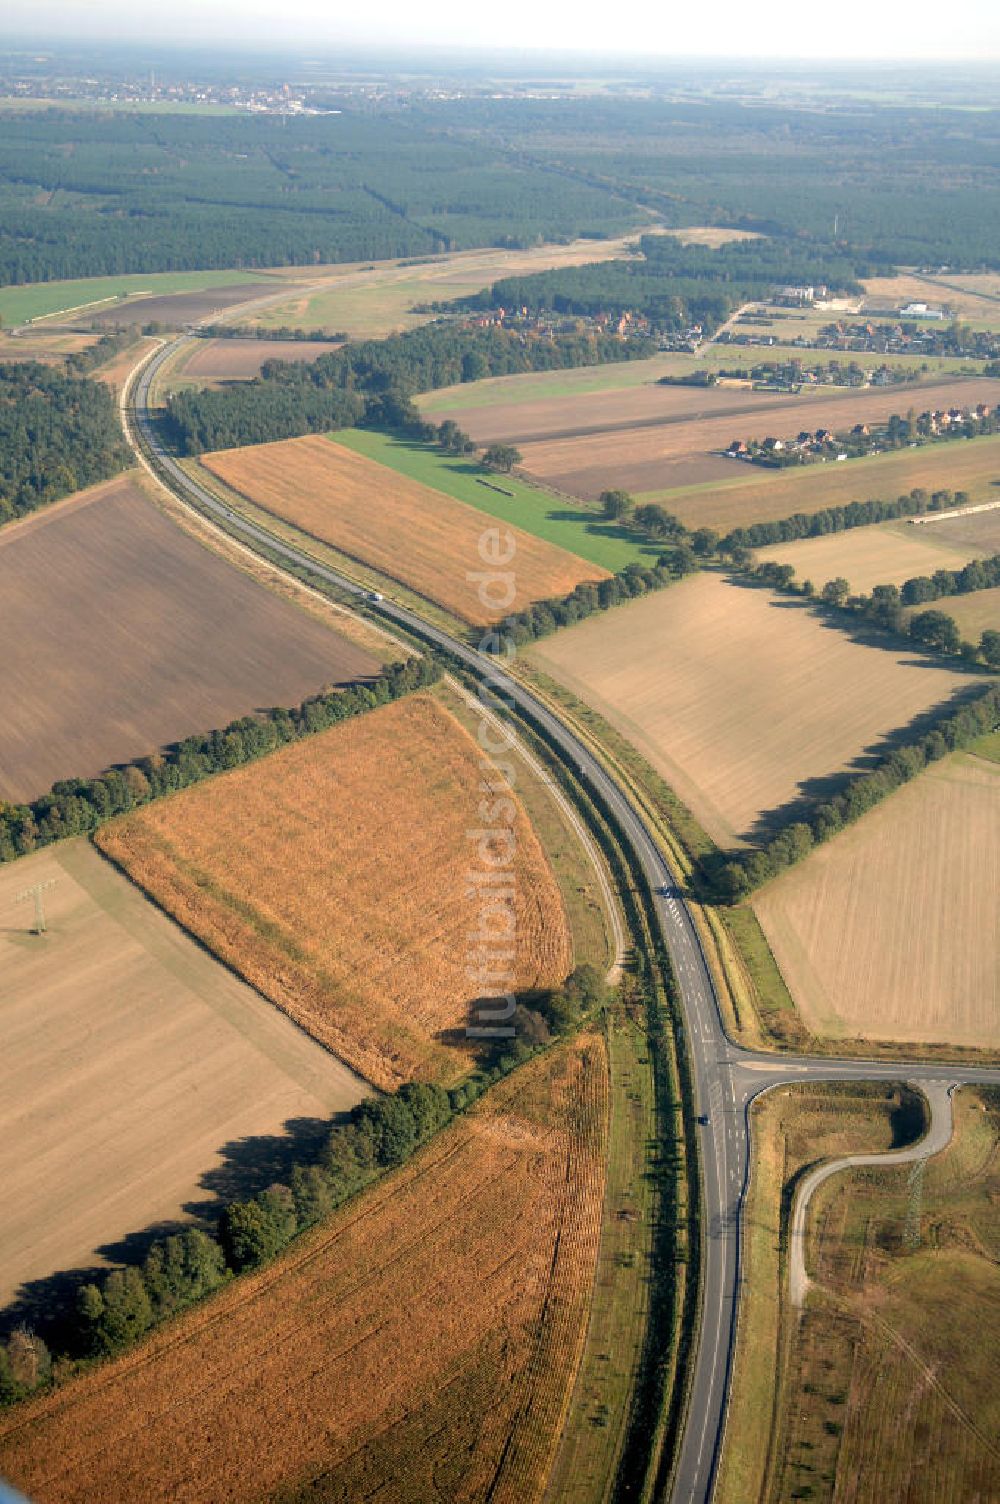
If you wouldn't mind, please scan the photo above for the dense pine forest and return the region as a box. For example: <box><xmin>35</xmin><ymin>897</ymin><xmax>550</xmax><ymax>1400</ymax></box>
<box><xmin>0</xmin><ymin>364</ymin><xmax>130</xmax><ymax>524</ymax></box>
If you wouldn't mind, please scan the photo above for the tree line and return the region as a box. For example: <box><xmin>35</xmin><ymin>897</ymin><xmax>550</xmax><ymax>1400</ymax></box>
<box><xmin>0</xmin><ymin>656</ymin><xmax>440</xmax><ymax>865</ymax></box>
<box><xmin>749</xmin><ymin>553</ymin><xmax>1000</xmax><ymax>668</ymax></box>
<box><xmin>707</xmin><ymin>683</ymin><xmax>1000</xmax><ymax>901</ymax></box>
<box><xmin>165</xmin><ymin>322</ymin><xmax>650</xmax><ymax>454</ymax></box>
<box><xmin>0</xmin><ymin>363</ymin><xmax>130</xmax><ymax>526</ymax></box>
<box><xmin>2</xmin><ymin>965</ymin><xmax>604</xmax><ymax>1399</ymax></box>
<box><xmin>721</xmin><ymin>487</ymin><xmax>972</xmax><ymax>553</ymax></box>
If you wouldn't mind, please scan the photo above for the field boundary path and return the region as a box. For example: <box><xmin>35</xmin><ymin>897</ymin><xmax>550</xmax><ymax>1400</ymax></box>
<box><xmin>124</xmin><ymin>334</ymin><xmax>1000</xmax><ymax>1504</ymax></box>
<box><xmin>787</xmin><ymin>1079</ymin><xmax>957</xmax><ymax>1309</ymax></box>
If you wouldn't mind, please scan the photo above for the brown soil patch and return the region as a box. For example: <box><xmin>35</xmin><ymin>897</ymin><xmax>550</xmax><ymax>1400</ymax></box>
<box><xmin>0</xmin><ymin>474</ymin><xmax>377</xmax><ymax>802</ymax></box>
<box><xmin>0</xmin><ymin>1035</ymin><xmax>609</xmax><ymax>1504</ymax></box>
<box><xmin>179</xmin><ymin>337</ymin><xmax>343</xmax><ymax>382</ymax></box>
<box><xmin>96</xmin><ymin>694</ymin><xmax>573</xmax><ymax>1089</ymax></box>
<box><xmin>203</xmin><ymin>434</ymin><xmax>608</xmax><ymax>626</ymax></box>
<box><xmin>84</xmin><ymin>283</ymin><xmax>273</xmax><ymax>329</ymax></box>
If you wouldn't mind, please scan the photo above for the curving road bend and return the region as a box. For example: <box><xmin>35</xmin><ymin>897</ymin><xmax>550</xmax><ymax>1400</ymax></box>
<box><xmin>788</xmin><ymin>1079</ymin><xmax>956</xmax><ymax>1309</ymax></box>
<box><xmin>128</xmin><ymin>338</ymin><xmax>1000</xmax><ymax>1503</ymax></box>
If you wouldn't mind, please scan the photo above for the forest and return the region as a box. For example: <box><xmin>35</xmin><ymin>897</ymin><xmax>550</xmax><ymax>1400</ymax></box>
<box><xmin>451</xmin><ymin>234</ymin><xmax>871</xmax><ymax>331</ymax></box>
<box><xmin>165</xmin><ymin>322</ymin><xmax>650</xmax><ymax>452</ymax></box>
<box><xmin>0</xmin><ymin>363</ymin><xmax>130</xmax><ymax>524</ymax></box>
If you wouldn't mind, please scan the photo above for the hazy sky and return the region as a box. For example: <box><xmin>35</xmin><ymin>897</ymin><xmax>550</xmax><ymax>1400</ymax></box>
<box><xmin>5</xmin><ymin>0</ymin><xmax>1000</xmax><ymax>62</ymax></box>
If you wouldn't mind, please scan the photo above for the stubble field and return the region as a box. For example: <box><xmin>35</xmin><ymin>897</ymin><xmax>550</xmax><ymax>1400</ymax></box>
<box><xmin>0</xmin><ymin>474</ymin><xmax>378</xmax><ymax>803</ymax></box>
<box><xmin>919</xmin><ymin>583</ymin><xmax>1000</xmax><ymax>637</ymax></box>
<box><xmin>527</xmin><ymin>573</ymin><xmax>973</xmax><ymax>846</ymax></box>
<box><xmin>0</xmin><ymin>839</ymin><xmax>367</xmax><ymax>1313</ymax></box>
<box><xmin>753</xmin><ymin>750</ymin><xmax>1000</xmax><ymax>1049</ymax></box>
<box><xmin>172</xmin><ymin>336</ymin><xmax>344</xmax><ymax>383</ymax></box>
<box><xmin>512</xmin><ymin>379</ymin><xmax>1000</xmax><ymax>501</ymax></box>
<box><xmin>202</xmin><ymin>434</ymin><xmax>608</xmax><ymax>626</ymax></box>
<box><xmin>641</xmin><ymin>432</ymin><xmax>1000</xmax><ymax>533</ymax></box>
<box><xmin>96</xmin><ymin>693</ymin><xmax>573</xmax><ymax>1089</ymax></box>
<box><xmin>0</xmin><ymin>1035</ymin><xmax>608</xmax><ymax>1504</ymax></box>
<box><xmin>754</xmin><ymin>518</ymin><xmax>984</xmax><ymax>594</ymax></box>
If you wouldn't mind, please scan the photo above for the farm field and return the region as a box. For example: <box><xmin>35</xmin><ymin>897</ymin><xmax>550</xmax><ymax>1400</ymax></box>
<box><xmin>527</xmin><ymin>573</ymin><xmax>973</xmax><ymax>847</ymax></box>
<box><xmin>753</xmin><ymin>750</ymin><xmax>1000</xmax><ymax>1049</ymax></box>
<box><xmin>772</xmin><ymin>1087</ymin><xmax>1000</xmax><ymax>1503</ymax></box>
<box><xmin>171</xmin><ymin>336</ymin><xmax>344</xmax><ymax>383</ymax></box>
<box><xmin>920</xmin><ymin>583</ymin><xmax>1000</xmax><ymax>637</ymax></box>
<box><xmin>641</xmin><ymin>431</ymin><xmax>1000</xmax><ymax>533</ymax></box>
<box><xmin>754</xmin><ymin>518</ymin><xmax>986</xmax><ymax>593</ymax></box>
<box><xmin>83</xmin><ymin>283</ymin><xmax>274</xmax><ymax>329</ymax></box>
<box><xmin>919</xmin><ymin>503</ymin><xmax>1000</xmax><ymax>553</ymax></box>
<box><xmin>513</xmin><ymin>378</ymin><xmax>1000</xmax><ymax>501</ymax></box>
<box><xmin>202</xmin><ymin>434</ymin><xmax>609</xmax><ymax>626</ymax></box>
<box><xmin>716</xmin><ymin>1081</ymin><xmax>916</xmax><ymax>1504</ymax></box>
<box><xmin>0</xmin><ymin>268</ymin><xmax>278</xmax><ymax>327</ymax></box>
<box><xmin>0</xmin><ymin>839</ymin><xmax>367</xmax><ymax>1313</ymax></box>
<box><xmin>0</xmin><ymin>1034</ymin><xmax>609</xmax><ymax>1504</ymax></box>
<box><xmin>0</xmin><ymin>330</ymin><xmax>99</xmax><ymax>362</ymax></box>
<box><xmin>863</xmin><ymin>270</ymin><xmax>1000</xmax><ymax>325</ymax></box>
<box><xmin>336</xmin><ymin>428</ymin><xmax>653</xmax><ymax>573</ymax></box>
<box><xmin>96</xmin><ymin>693</ymin><xmax>573</xmax><ymax>1090</ymax></box>
<box><xmin>0</xmin><ymin>473</ymin><xmax>378</xmax><ymax>803</ymax></box>
<box><xmin>235</xmin><ymin>231</ymin><xmax>647</xmax><ymax>337</ymax></box>
<box><xmin>417</xmin><ymin>354</ymin><xmax>691</xmax><ymax>416</ymax></box>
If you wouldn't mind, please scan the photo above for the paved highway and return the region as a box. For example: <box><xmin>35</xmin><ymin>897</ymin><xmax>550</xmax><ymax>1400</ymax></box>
<box><xmin>129</xmin><ymin>338</ymin><xmax>1000</xmax><ymax>1503</ymax></box>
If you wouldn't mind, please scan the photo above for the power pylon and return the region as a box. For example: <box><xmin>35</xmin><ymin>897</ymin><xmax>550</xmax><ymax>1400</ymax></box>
<box><xmin>15</xmin><ymin>878</ymin><xmax>57</xmax><ymax>935</ymax></box>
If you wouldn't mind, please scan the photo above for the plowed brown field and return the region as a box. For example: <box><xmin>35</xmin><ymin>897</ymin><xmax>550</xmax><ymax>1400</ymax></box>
<box><xmin>514</xmin><ymin>379</ymin><xmax>1000</xmax><ymax>501</ymax></box>
<box><xmin>0</xmin><ymin>1035</ymin><xmax>609</xmax><ymax>1504</ymax></box>
<box><xmin>527</xmin><ymin>573</ymin><xmax>973</xmax><ymax>846</ymax></box>
<box><xmin>96</xmin><ymin>694</ymin><xmax>572</xmax><ymax>1089</ymax></box>
<box><xmin>753</xmin><ymin>752</ymin><xmax>1000</xmax><ymax>1048</ymax></box>
<box><xmin>203</xmin><ymin>434</ymin><xmax>608</xmax><ymax>625</ymax></box>
<box><xmin>0</xmin><ymin>474</ymin><xmax>378</xmax><ymax>803</ymax></box>
<box><xmin>178</xmin><ymin>337</ymin><xmax>343</xmax><ymax>382</ymax></box>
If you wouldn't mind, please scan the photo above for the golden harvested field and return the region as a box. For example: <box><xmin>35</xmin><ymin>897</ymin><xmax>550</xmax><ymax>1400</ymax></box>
<box><xmin>515</xmin><ymin>379</ymin><xmax>1000</xmax><ymax>500</ymax></box>
<box><xmin>527</xmin><ymin>573</ymin><xmax>973</xmax><ymax>846</ymax></box>
<box><xmin>921</xmin><ymin>503</ymin><xmax>1000</xmax><ymax>553</ymax></box>
<box><xmin>176</xmin><ymin>336</ymin><xmax>343</xmax><ymax>382</ymax></box>
<box><xmin>0</xmin><ymin>839</ymin><xmax>367</xmax><ymax>1312</ymax></box>
<box><xmin>645</xmin><ymin>432</ymin><xmax>1000</xmax><ymax>533</ymax></box>
<box><xmin>925</xmin><ymin>583</ymin><xmax>1000</xmax><ymax>637</ymax></box>
<box><xmin>202</xmin><ymin>434</ymin><xmax>608</xmax><ymax>626</ymax></box>
<box><xmin>0</xmin><ymin>474</ymin><xmax>377</xmax><ymax>803</ymax></box>
<box><xmin>778</xmin><ymin>1088</ymin><xmax>1000</xmax><ymax>1502</ymax></box>
<box><xmin>863</xmin><ymin>270</ymin><xmax>1000</xmax><ymax>323</ymax></box>
<box><xmin>755</xmin><ymin>518</ymin><xmax>984</xmax><ymax>593</ymax></box>
<box><xmin>96</xmin><ymin>694</ymin><xmax>572</xmax><ymax>1090</ymax></box>
<box><xmin>238</xmin><ymin>232</ymin><xmax>647</xmax><ymax>337</ymax></box>
<box><xmin>754</xmin><ymin>752</ymin><xmax>1000</xmax><ymax>1048</ymax></box>
<box><xmin>0</xmin><ymin>1035</ymin><xmax>609</xmax><ymax>1504</ymax></box>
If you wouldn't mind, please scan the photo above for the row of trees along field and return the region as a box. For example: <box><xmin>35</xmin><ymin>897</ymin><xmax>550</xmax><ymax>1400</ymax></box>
<box><xmin>706</xmin><ymin>683</ymin><xmax>1000</xmax><ymax>900</ymax></box>
<box><xmin>1</xmin><ymin>966</ymin><xmax>605</xmax><ymax>1399</ymax></box>
<box><xmin>721</xmin><ymin>487</ymin><xmax>975</xmax><ymax>552</ymax></box>
<box><xmin>446</xmin><ymin>235</ymin><xmax>872</xmax><ymax>332</ymax></box>
<box><xmin>0</xmin><ymin>363</ymin><xmax>130</xmax><ymax>525</ymax></box>
<box><xmin>164</xmin><ymin>322</ymin><xmax>652</xmax><ymax>453</ymax></box>
<box><xmin>751</xmin><ymin>553</ymin><xmax>1000</xmax><ymax>667</ymax></box>
<box><xmin>0</xmin><ymin>656</ymin><xmax>439</xmax><ymax>864</ymax></box>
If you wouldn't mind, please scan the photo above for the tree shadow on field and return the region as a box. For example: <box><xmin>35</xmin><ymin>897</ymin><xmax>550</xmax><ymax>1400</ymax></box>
<box><xmin>0</xmin><ymin>1111</ymin><xmax>349</xmax><ymax>1353</ymax></box>
<box><xmin>740</xmin><ymin>683</ymin><xmax>988</xmax><ymax>847</ymax></box>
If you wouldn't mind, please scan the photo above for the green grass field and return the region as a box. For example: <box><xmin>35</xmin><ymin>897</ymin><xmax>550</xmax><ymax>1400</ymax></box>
<box><xmin>334</xmin><ymin>429</ymin><xmax>654</xmax><ymax>573</ymax></box>
<box><xmin>417</xmin><ymin>354</ymin><xmax>683</xmax><ymax>414</ymax></box>
<box><xmin>0</xmin><ymin>269</ymin><xmax>276</xmax><ymax>326</ymax></box>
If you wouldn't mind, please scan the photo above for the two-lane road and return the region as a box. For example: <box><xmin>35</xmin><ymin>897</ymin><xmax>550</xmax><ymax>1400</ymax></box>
<box><xmin>128</xmin><ymin>338</ymin><xmax>1000</xmax><ymax>1503</ymax></box>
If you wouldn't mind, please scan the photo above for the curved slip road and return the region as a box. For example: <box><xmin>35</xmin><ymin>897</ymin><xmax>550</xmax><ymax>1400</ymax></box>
<box><xmin>788</xmin><ymin>1078</ymin><xmax>956</xmax><ymax>1309</ymax></box>
<box><xmin>129</xmin><ymin>337</ymin><xmax>1000</xmax><ymax>1504</ymax></box>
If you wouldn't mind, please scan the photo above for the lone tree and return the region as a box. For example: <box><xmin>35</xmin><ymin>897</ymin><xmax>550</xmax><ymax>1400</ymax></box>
<box><xmin>483</xmin><ymin>444</ymin><xmax>522</xmax><ymax>473</ymax></box>
<box><xmin>821</xmin><ymin>577</ymin><xmax>851</xmax><ymax>606</ymax></box>
<box><xmin>599</xmin><ymin>488</ymin><xmax>633</xmax><ymax>520</ymax></box>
